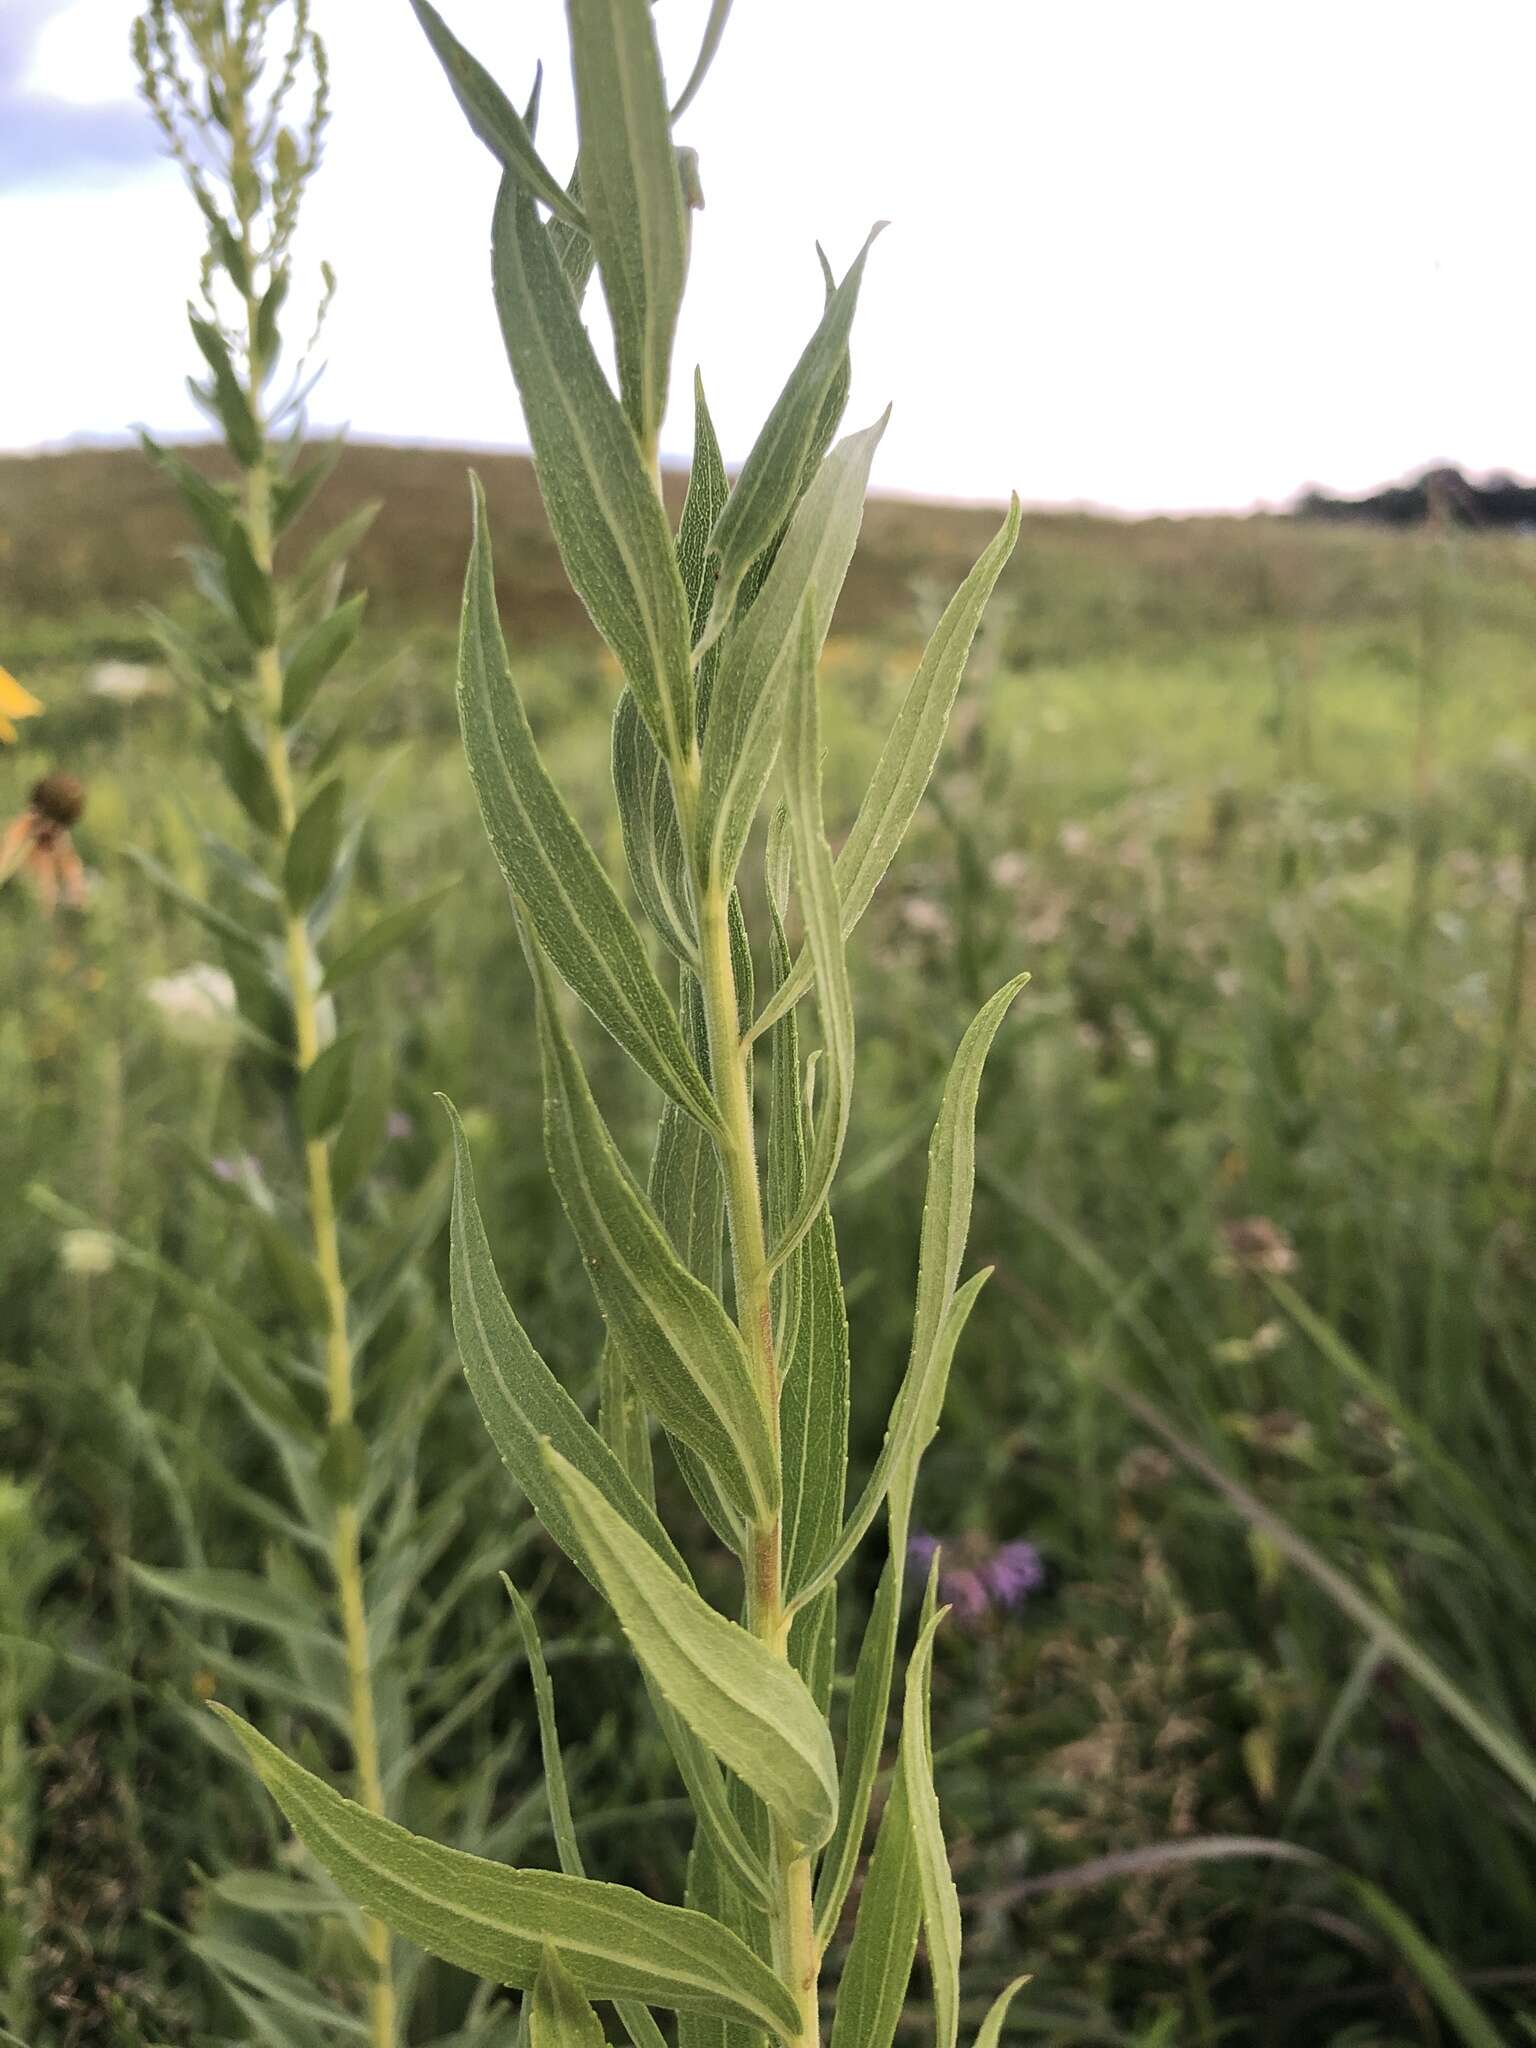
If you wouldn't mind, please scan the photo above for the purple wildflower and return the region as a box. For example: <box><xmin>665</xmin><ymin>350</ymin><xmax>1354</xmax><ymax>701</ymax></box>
<box><xmin>906</xmin><ymin>1530</ymin><xmax>1046</xmax><ymax>1623</ymax></box>
<box><xmin>387</xmin><ymin>1110</ymin><xmax>415</xmax><ymax>1141</ymax></box>
<box><xmin>984</xmin><ymin>1540</ymin><xmax>1045</xmax><ymax>1609</ymax></box>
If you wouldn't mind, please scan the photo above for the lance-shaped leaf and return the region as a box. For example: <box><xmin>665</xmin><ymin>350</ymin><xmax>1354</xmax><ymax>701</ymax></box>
<box><xmin>212</xmin><ymin>1709</ymin><xmax>798</xmax><ymax>2036</ymax></box>
<box><xmin>222</xmin><ymin>517</ymin><xmax>276</xmax><ymax>648</ymax></box>
<box><xmin>281</xmin><ymin>592</ymin><xmax>367</xmax><ymax>726</ymax></box>
<box><xmin>973</xmin><ymin>1980</ymin><xmax>1032</xmax><ymax>2048</ymax></box>
<box><xmin>410</xmin><ymin>0</ymin><xmax>585</xmax><ymax>229</ymax></box>
<box><xmin>767</xmin><ymin>832</ymin><xmax>849</xmax><ymax>1600</ymax></box>
<box><xmin>569</xmin><ymin>0</ymin><xmax>688</xmax><ymax>455</ymax></box>
<box><xmin>697</xmin><ymin>414</ymin><xmax>887</xmax><ymax>889</ymax></box>
<box><xmin>443</xmin><ymin>1099</ymin><xmax>690</xmax><ymax>1589</ymax></box>
<box><xmin>492</xmin><ymin>175</ymin><xmax>695</xmax><ymax>764</ymax></box>
<box><xmin>793</xmin><ymin>972</ymin><xmax>1027</xmax><ymax>1607</ymax></box>
<box><xmin>139</xmin><ymin>431</ymin><xmax>233</xmax><ymax>548</ymax></box>
<box><xmin>768</xmin><ymin>597</ymin><xmax>854</xmax><ymax>1270</ymax></box>
<box><xmin>612</xmin><ymin>376</ymin><xmax>728</xmax><ymax>963</ymax></box>
<box><xmin>753</xmin><ymin>498</ymin><xmax>1023</xmax><ymax>1040</ymax></box>
<box><xmin>508</xmin><ymin>1583</ymin><xmax>671</xmax><ymax>2048</ymax></box>
<box><xmin>901</xmin><ymin>1608</ymin><xmax>961</xmax><ymax>2048</ymax></box>
<box><xmin>527</xmin><ymin>942</ymin><xmax>778</xmax><ymax>1528</ymax></box>
<box><xmin>459</xmin><ymin>479</ymin><xmax>720</xmax><ymax>1133</ymax></box>
<box><xmin>704</xmin><ymin>228</ymin><xmax>883</xmax><ymax>635</ymax></box>
<box><xmin>531</xmin><ymin>1946</ymin><xmax>606</xmax><ymax>2048</ymax></box>
<box><xmin>612</xmin><ymin>688</ymin><xmax>694</xmax><ymax>964</ymax></box>
<box><xmin>827</xmin><ymin>1772</ymin><xmax>920</xmax><ymax>2048</ymax></box>
<box><xmin>546</xmin><ymin>1447</ymin><xmax>838</xmax><ymax>1850</ymax></box>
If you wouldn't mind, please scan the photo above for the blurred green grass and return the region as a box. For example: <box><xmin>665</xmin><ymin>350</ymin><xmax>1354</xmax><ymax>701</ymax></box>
<box><xmin>3</xmin><ymin>451</ymin><xmax>1535</xmax><ymax>2044</ymax></box>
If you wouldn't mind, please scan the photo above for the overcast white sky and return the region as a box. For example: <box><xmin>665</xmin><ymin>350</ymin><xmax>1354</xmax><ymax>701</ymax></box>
<box><xmin>4</xmin><ymin>0</ymin><xmax>1534</xmax><ymax>512</ymax></box>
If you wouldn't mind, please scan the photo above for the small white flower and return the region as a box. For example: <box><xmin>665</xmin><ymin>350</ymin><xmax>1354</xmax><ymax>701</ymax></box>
<box><xmin>144</xmin><ymin>963</ymin><xmax>238</xmax><ymax>1048</ymax></box>
<box><xmin>88</xmin><ymin>662</ymin><xmax>161</xmax><ymax>704</ymax></box>
<box><xmin>59</xmin><ymin>1228</ymin><xmax>116</xmax><ymax>1277</ymax></box>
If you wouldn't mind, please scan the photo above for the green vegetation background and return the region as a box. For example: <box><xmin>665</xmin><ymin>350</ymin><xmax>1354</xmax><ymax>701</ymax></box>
<box><xmin>3</xmin><ymin>447</ymin><xmax>1535</xmax><ymax>2044</ymax></box>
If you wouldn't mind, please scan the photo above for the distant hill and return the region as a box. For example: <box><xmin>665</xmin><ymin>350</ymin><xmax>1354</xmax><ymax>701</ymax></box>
<box><xmin>5</xmin><ymin>441</ymin><xmax>1527</xmax><ymax>664</ymax></box>
<box><xmin>0</xmin><ymin>440</ymin><xmax>1007</xmax><ymax>635</ymax></box>
<box><xmin>1295</xmin><ymin>464</ymin><xmax>1536</xmax><ymax>529</ymax></box>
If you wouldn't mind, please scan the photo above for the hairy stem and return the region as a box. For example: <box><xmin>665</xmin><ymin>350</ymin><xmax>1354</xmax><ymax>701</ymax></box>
<box><xmin>242</xmin><ymin>293</ymin><xmax>397</xmax><ymax>2048</ymax></box>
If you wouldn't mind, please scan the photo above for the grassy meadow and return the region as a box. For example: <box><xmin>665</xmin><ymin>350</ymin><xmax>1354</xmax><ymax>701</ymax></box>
<box><xmin>3</xmin><ymin>445</ymin><xmax>1535</xmax><ymax>2045</ymax></box>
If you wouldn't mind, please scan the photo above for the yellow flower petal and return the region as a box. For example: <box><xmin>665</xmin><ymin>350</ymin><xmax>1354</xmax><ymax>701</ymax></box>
<box><xmin>0</xmin><ymin>666</ymin><xmax>43</xmax><ymax>744</ymax></box>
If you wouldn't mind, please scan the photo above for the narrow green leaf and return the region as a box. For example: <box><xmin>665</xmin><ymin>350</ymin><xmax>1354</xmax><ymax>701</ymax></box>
<box><xmin>704</xmin><ymin>228</ymin><xmax>882</xmax><ymax>633</ymax></box>
<box><xmin>459</xmin><ymin>479</ymin><xmax>720</xmax><ymax>1133</ymax></box>
<box><xmin>530</xmin><ymin>1946</ymin><xmax>606</xmax><ymax>2048</ymax></box>
<box><xmin>139</xmin><ymin>431</ymin><xmax>233</xmax><ymax>548</ymax></box>
<box><xmin>130</xmin><ymin>1563</ymin><xmax>335</xmax><ymax>1646</ymax></box>
<box><xmin>331</xmin><ymin>1043</ymin><xmax>392</xmax><ymax>1203</ymax></box>
<box><xmin>697</xmin><ymin>414</ymin><xmax>887</xmax><ymax>890</ymax></box>
<box><xmin>901</xmin><ymin>1606</ymin><xmax>960</xmax><ymax>2048</ymax></box>
<box><xmin>670</xmin><ymin>0</ymin><xmax>734</xmax><ymax>119</ymax></box>
<box><xmin>272</xmin><ymin>432</ymin><xmax>345</xmax><ymax>537</ymax></box>
<box><xmin>410</xmin><ymin>0</ymin><xmax>586</xmax><ymax>229</ymax></box>
<box><xmin>123</xmin><ymin>846</ymin><xmax>265</xmax><ymax>957</ymax></box>
<box><xmin>212</xmin><ymin>1708</ymin><xmax>800</xmax><ymax>2036</ymax></box>
<box><xmin>546</xmin><ymin>1447</ymin><xmax>838</xmax><ymax>1850</ymax></box>
<box><xmin>222</xmin><ymin>517</ymin><xmax>277</xmax><ymax>647</ymax></box>
<box><xmin>283</xmin><ymin>779</ymin><xmax>345</xmax><ymax>913</ymax></box>
<box><xmin>769</xmin><ymin>595</ymin><xmax>854</xmax><ymax>1269</ymax></box>
<box><xmin>803</xmin><ymin>1266</ymin><xmax>988</xmax><ymax>1627</ymax></box>
<box><xmin>321</xmin><ymin>882</ymin><xmax>457</xmax><ymax>991</ymax></box>
<box><xmin>827</xmin><ymin>1773</ymin><xmax>919</xmax><ymax>2048</ymax></box>
<box><xmin>294</xmin><ymin>501</ymin><xmax>381</xmax><ymax>603</ymax></box>
<box><xmin>677</xmin><ymin>372</ymin><xmax>730</xmax><ymax>632</ymax></box>
<box><xmin>507</xmin><ymin>1581</ymin><xmax>689</xmax><ymax>2048</ymax></box>
<box><xmin>754</xmin><ymin>498</ymin><xmax>1023</xmax><ymax>1040</ymax></box>
<box><xmin>972</xmin><ymin>1978</ymin><xmax>1031</xmax><ymax>2048</ymax></box>
<box><xmin>797</xmin><ymin>973</ymin><xmax>1028</xmax><ymax>1608</ymax></box>
<box><xmin>281</xmin><ymin>592</ymin><xmax>368</xmax><ymax>725</ymax></box>
<box><xmin>254</xmin><ymin>1212</ymin><xmax>332</xmax><ymax>1330</ymax></box>
<box><xmin>190</xmin><ymin>1933</ymin><xmax>370</xmax><ymax>2037</ymax></box>
<box><xmin>812</xmin><ymin>1556</ymin><xmax>897</xmax><ymax>1948</ymax></box>
<box><xmin>569</xmin><ymin>0</ymin><xmax>688</xmax><ymax>455</ymax></box>
<box><xmin>612</xmin><ymin>688</ymin><xmax>695</xmax><ymax>963</ymax></box>
<box><xmin>492</xmin><ymin>174</ymin><xmax>695</xmax><ymax>764</ymax></box>
<box><xmin>526</xmin><ymin>942</ymin><xmax>778</xmax><ymax>1529</ymax></box>
<box><xmin>216</xmin><ymin>708</ymin><xmax>283</xmax><ymax>835</ymax></box>
<box><xmin>297</xmin><ymin>1029</ymin><xmax>358</xmax><ymax>1139</ymax></box>
<box><xmin>189</xmin><ymin>313</ymin><xmax>261</xmax><ymax>466</ymax></box>
<box><xmin>766</xmin><ymin>893</ymin><xmax>849</xmax><ymax>1600</ymax></box>
<box><xmin>442</xmin><ymin>1098</ymin><xmax>690</xmax><ymax>1591</ymax></box>
<box><xmin>610</xmin><ymin>377</ymin><xmax>728</xmax><ymax>964</ymax></box>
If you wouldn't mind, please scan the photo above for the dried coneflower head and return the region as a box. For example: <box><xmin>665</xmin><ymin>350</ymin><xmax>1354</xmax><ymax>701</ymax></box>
<box><xmin>1</xmin><ymin>773</ymin><xmax>88</xmax><ymax>911</ymax></box>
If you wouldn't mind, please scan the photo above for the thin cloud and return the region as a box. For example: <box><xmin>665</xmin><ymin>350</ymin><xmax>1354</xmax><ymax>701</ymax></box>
<box><xmin>0</xmin><ymin>0</ymin><xmax>156</xmax><ymax>192</ymax></box>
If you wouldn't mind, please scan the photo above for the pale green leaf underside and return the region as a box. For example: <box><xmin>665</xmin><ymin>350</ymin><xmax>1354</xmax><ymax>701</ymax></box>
<box><xmin>442</xmin><ymin>1098</ymin><xmax>692</xmax><ymax>1591</ymax></box>
<box><xmin>458</xmin><ymin>477</ymin><xmax>719</xmax><ymax>1134</ymax></box>
<box><xmin>697</xmin><ymin>414</ymin><xmax>888</xmax><ymax>891</ymax></box>
<box><xmin>492</xmin><ymin>175</ymin><xmax>694</xmax><ymax>764</ymax></box>
<box><xmin>212</xmin><ymin>1708</ymin><xmax>799</xmax><ymax>2037</ymax></box>
<box><xmin>548</xmin><ymin>1448</ymin><xmax>838</xmax><ymax>1851</ymax></box>
<box><xmin>527</xmin><ymin>938</ymin><xmax>779</xmax><ymax>1528</ymax></box>
<box><xmin>569</xmin><ymin>0</ymin><xmax>688</xmax><ymax>454</ymax></box>
<box><xmin>754</xmin><ymin>496</ymin><xmax>1023</xmax><ymax>1040</ymax></box>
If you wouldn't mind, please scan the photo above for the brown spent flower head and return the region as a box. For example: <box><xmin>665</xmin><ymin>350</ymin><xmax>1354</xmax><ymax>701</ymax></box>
<box><xmin>2</xmin><ymin>772</ymin><xmax>88</xmax><ymax>911</ymax></box>
<box><xmin>1218</xmin><ymin>1214</ymin><xmax>1299</xmax><ymax>1278</ymax></box>
<box><xmin>31</xmin><ymin>773</ymin><xmax>86</xmax><ymax>830</ymax></box>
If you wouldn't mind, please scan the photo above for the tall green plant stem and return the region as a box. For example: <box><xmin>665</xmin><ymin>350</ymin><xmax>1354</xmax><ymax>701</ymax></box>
<box><xmin>678</xmin><ymin>764</ymin><xmax>820</xmax><ymax>2048</ymax></box>
<box><xmin>240</xmin><ymin>294</ymin><xmax>398</xmax><ymax>2048</ymax></box>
